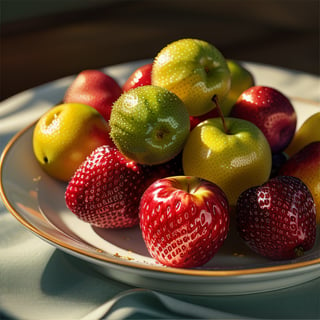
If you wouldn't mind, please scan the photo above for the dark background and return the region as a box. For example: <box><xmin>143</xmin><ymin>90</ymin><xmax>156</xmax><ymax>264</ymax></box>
<box><xmin>1</xmin><ymin>0</ymin><xmax>319</xmax><ymax>101</ymax></box>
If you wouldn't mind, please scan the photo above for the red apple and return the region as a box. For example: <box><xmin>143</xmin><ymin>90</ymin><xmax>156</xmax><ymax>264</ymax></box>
<box><xmin>64</xmin><ymin>69</ymin><xmax>123</xmax><ymax>122</ymax></box>
<box><xmin>122</xmin><ymin>63</ymin><xmax>153</xmax><ymax>92</ymax></box>
<box><xmin>279</xmin><ymin>141</ymin><xmax>320</xmax><ymax>224</ymax></box>
<box><xmin>139</xmin><ymin>176</ymin><xmax>230</xmax><ymax>268</ymax></box>
<box><xmin>230</xmin><ymin>86</ymin><xmax>297</xmax><ymax>153</ymax></box>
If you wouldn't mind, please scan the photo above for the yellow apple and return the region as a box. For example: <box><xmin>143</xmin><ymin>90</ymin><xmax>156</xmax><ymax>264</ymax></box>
<box><xmin>33</xmin><ymin>103</ymin><xmax>113</xmax><ymax>181</ymax></box>
<box><xmin>182</xmin><ymin>117</ymin><xmax>272</xmax><ymax>206</ymax></box>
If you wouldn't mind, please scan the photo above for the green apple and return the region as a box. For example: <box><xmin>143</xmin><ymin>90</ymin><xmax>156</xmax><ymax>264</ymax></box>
<box><xmin>152</xmin><ymin>38</ymin><xmax>231</xmax><ymax>117</ymax></box>
<box><xmin>220</xmin><ymin>60</ymin><xmax>255</xmax><ymax>116</ymax></box>
<box><xmin>109</xmin><ymin>85</ymin><xmax>190</xmax><ymax>165</ymax></box>
<box><xmin>33</xmin><ymin>103</ymin><xmax>113</xmax><ymax>181</ymax></box>
<box><xmin>182</xmin><ymin>115</ymin><xmax>272</xmax><ymax>206</ymax></box>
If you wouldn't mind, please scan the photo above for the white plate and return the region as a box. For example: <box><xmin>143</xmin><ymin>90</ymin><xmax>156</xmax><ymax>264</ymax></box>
<box><xmin>1</xmin><ymin>61</ymin><xmax>320</xmax><ymax>295</ymax></box>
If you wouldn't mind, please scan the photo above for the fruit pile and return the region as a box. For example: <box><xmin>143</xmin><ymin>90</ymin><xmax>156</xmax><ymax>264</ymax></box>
<box><xmin>32</xmin><ymin>38</ymin><xmax>319</xmax><ymax>268</ymax></box>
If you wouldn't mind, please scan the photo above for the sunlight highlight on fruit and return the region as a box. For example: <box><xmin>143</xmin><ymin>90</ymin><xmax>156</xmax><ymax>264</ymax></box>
<box><xmin>33</xmin><ymin>103</ymin><xmax>112</xmax><ymax>181</ymax></box>
<box><xmin>152</xmin><ymin>38</ymin><xmax>231</xmax><ymax>116</ymax></box>
<box><xmin>183</xmin><ymin>118</ymin><xmax>272</xmax><ymax>206</ymax></box>
<box><xmin>110</xmin><ymin>85</ymin><xmax>190</xmax><ymax>165</ymax></box>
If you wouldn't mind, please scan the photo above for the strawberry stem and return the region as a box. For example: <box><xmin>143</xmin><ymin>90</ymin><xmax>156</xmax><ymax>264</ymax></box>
<box><xmin>294</xmin><ymin>246</ymin><xmax>304</xmax><ymax>257</ymax></box>
<box><xmin>212</xmin><ymin>95</ymin><xmax>229</xmax><ymax>134</ymax></box>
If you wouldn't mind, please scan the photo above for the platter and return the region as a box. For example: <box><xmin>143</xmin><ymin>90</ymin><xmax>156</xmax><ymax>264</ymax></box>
<box><xmin>0</xmin><ymin>60</ymin><xmax>320</xmax><ymax>295</ymax></box>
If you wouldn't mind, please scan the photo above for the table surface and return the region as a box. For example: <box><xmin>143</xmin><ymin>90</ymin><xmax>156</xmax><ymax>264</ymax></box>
<box><xmin>1</xmin><ymin>0</ymin><xmax>319</xmax><ymax>102</ymax></box>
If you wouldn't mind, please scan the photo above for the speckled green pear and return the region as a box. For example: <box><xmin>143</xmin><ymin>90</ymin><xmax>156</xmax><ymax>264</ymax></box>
<box><xmin>109</xmin><ymin>85</ymin><xmax>190</xmax><ymax>165</ymax></box>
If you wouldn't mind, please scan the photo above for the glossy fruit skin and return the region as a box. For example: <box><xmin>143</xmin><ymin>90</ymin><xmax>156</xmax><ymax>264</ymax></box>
<box><xmin>65</xmin><ymin>145</ymin><xmax>184</xmax><ymax>229</ymax></box>
<box><xmin>152</xmin><ymin>38</ymin><xmax>231</xmax><ymax>117</ymax></box>
<box><xmin>285</xmin><ymin>112</ymin><xmax>320</xmax><ymax>157</ymax></box>
<box><xmin>33</xmin><ymin>103</ymin><xmax>112</xmax><ymax>182</ymax></box>
<box><xmin>110</xmin><ymin>85</ymin><xmax>190</xmax><ymax>165</ymax></box>
<box><xmin>121</xmin><ymin>62</ymin><xmax>220</xmax><ymax>131</ymax></box>
<box><xmin>183</xmin><ymin>117</ymin><xmax>272</xmax><ymax>206</ymax></box>
<box><xmin>66</xmin><ymin>145</ymin><xmax>147</xmax><ymax>229</ymax></box>
<box><xmin>236</xmin><ymin>176</ymin><xmax>316</xmax><ymax>260</ymax></box>
<box><xmin>139</xmin><ymin>176</ymin><xmax>230</xmax><ymax>268</ymax></box>
<box><xmin>188</xmin><ymin>60</ymin><xmax>254</xmax><ymax>126</ymax></box>
<box><xmin>279</xmin><ymin>141</ymin><xmax>320</xmax><ymax>223</ymax></box>
<box><xmin>122</xmin><ymin>63</ymin><xmax>152</xmax><ymax>92</ymax></box>
<box><xmin>220</xmin><ymin>60</ymin><xmax>255</xmax><ymax>116</ymax></box>
<box><xmin>231</xmin><ymin>86</ymin><xmax>297</xmax><ymax>153</ymax></box>
<box><xmin>64</xmin><ymin>69</ymin><xmax>123</xmax><ymax>122</ymax></box>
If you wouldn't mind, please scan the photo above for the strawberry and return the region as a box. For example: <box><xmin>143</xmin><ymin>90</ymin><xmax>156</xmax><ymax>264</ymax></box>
<box><xmin>236</xmin><ymin>176</ymin><xmax>316</xmax><ymax>260</ymax></box>
<box><xmin>65</xmin><ymin>146</ymin><xmax>183</xmax><ymax>229</ymax></box>
<box><xmin>139</xmin><ymin>176</ymin><xmax>230</xmax><ymax>268</ymax></box>
<box><xmin>65</xmin><ymin>145</ymin><xmax>149</xmax><ymax>229</ymax></box>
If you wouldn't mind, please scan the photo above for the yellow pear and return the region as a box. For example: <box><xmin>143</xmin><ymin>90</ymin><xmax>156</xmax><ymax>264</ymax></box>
<box><xmin>33</xmin><ymin>103</ymin><xmax>112</xmax><ymax>181</ymax></box>
<box><xmin>285</xmin><ymin>112</ymin><xmax>320</xmax><ymax>157</ymax></box>
<box><xmin>220</xmin><ymin>60</ymin><xmax>255</xmax><ymax>116</ymax></box>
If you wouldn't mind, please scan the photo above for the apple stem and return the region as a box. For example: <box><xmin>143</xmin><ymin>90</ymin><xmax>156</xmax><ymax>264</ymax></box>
<box><xmin>212</xmin><ymin>95</ymin><xmax>229</xmax><ymax>134</ymax></box>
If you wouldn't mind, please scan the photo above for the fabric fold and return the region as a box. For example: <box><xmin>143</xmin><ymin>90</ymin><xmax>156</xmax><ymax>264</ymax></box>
<box><xmin>81</xmin><ymin>289</ymin><xmax>248</xmax><ymax>320</ymax></box>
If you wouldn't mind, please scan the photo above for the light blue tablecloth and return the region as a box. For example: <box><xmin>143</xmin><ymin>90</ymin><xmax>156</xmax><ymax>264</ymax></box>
<box><xmin>1</xmin><ymin>61</ymin><xmax>320</xmax><ymax>319</ymax></box>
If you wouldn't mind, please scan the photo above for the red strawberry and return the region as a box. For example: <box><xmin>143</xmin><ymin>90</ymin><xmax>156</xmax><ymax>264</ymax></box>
<box><xmin>65</xmin><ymin>145</ymin><xmax>151</xmax><ymax>229</ymax></box>
<box><xmin>139</xmin><ymin>176</ymin><xmax>230</xmax><ymax>268</ymax></box>
<box><xmin>65</xmin><ymin>146</ymin><xmax>184</xmax><ymax>229</ymax></box>
<box><xmin>236</xmin><ymin>176</ymin><xmax>316</xmax><ymax>260</ymax></box>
